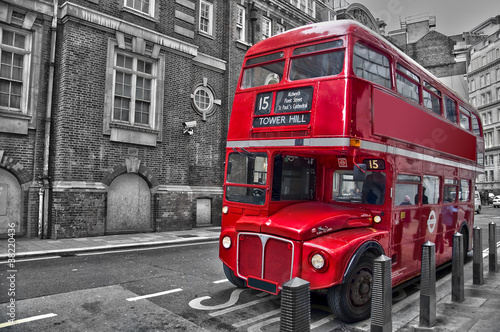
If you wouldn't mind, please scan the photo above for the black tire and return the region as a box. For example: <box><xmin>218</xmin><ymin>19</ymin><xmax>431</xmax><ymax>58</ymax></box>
<box><xmin>327</xmin><ymin>254</ymin><xmax>374</xmax><ymax>323</ymax></box>
<box><xmin>223</xmin><ymin>264</ymin><xmax>247</xmax><ymax>288</ymax></box>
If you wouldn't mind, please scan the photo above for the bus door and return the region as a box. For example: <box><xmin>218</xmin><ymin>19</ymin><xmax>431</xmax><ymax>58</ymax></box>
<box><xmin>391</xmin><ymin>174</ymin><xmax>423</xmax><ymax>284</ymax></box>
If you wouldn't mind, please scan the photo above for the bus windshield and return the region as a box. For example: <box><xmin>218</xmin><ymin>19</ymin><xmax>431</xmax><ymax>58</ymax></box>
<box><xmin>226</xmin><ymin>152</ymin><xmax>268</xmax><ymax>205</ymax></box>
<box><xmin>272</xmin><ymin>154</ymin><xmax>316</xmax><ymax>201</ymax></box>
<box><xmin>241</xmin><ymin>52</ymin><xmax>285</xmax><ymax>89</ymax></box>
<box><xmin>332</xmin><ymin>170</ymin><xmax>386</xmax><ymax>205</ymax></box>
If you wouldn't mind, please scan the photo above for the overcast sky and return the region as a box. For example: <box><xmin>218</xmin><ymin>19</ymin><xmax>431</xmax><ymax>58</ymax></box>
<box><xmin>350</xmin><ymin>0</ymin><xmax>500</xmax><ymax>36</ymax></box>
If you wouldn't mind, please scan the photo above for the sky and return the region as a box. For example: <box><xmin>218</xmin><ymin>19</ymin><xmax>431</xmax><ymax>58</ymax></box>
<box><xmin>349</xmin><ymin>0</ymin><xmax>500</xmax><ymax>36</ymax></box>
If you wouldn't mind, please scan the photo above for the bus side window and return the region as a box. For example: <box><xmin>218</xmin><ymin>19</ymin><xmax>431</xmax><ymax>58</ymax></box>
<box><xmin>394</xmin><ymin>174</ymin><xmax>421</xmax><ymax>206</ymax></box>
<box><xmin>460</xmin><ymin>179</ymin><xmax>470</xmax><ymax>201</ymax></box>
<box><xmin>352</xmin><ymin>43</ymin><xmax>391</xmax><ymax>89</ymax></box>
<box><xmin>422</xmin><ymin>175</ymin><xmax>440</xmax><ymax>204</ymax></box>
<box><xmin>443</xmin><ymin>179</ymin><xmax>458</xmax><ymax>203</ymax></box>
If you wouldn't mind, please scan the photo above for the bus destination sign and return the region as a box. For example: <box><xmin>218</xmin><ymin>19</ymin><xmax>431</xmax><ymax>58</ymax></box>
<box><xmin>275</xmin><ymin>87</ymin><xmax>313</xmax><ymax>113</ymax></box>
<box><xmin>253</xmin><ymin>113</ymin><xmax>310</xmax><ymax>127</ymax></box>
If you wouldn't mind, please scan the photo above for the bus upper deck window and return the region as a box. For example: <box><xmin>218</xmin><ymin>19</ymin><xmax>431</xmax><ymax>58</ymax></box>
<box><xmin>241</xmin><ymin>52</ymin><xmax>285</xmax><ymax>89</ymax></box>
<box><xmin>289</xmin><ymin>40</ymin><xmax>345</xmax><ymax>81</ymax></box>
<box><xmin>352</xmin><ymin>43</ymin><xmax>391</xmax><ymax>88</ymax></box>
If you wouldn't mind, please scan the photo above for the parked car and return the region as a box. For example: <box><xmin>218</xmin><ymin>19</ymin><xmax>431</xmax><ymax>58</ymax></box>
<box><xmin>475</xmin><ymin>191</ymin><xmax>481</xmax><ymax>214</ymax></box>
<box><xmin>489</xmin><ymin>193</ymin><xmax>495</xmax><ymax>204</ymax></box>
<box><xmin>493</xmin><ymin>196</ymin><xmax>500</xmax><ymax>208</ymax></box>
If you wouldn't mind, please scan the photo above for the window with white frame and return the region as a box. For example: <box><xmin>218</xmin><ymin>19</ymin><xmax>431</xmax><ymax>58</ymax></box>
<box><xmin>199</xmin><ymin>0</ymin><xmax>213</xmax><ymax>36</ymax></box>
<box><xmin>0</xmin><ymin>26</ymin><xmax>30</xmax><ymax>113</ymax></box>
<box><xmin>261</xmin><ymin>17</ymin><xmax>271</xmax><ymax>40</ymax></box>
<box><xmin>485</xmin><ymin>132</ymin><xmax>493</xmax><ymax>148</ymax></box>
<box><xmin>486</xmin><ymin>72</ymin><xmax>491</xmax><ymax>85</ymax></box>
<box><xmin>290</xmin><ymin>0</ymin><xmax>315</xmax><ymax>16</ymax></box>
<box><xmin>103</xmin><ymin>38</ymin><xmax>165</xmax><ymax>146</ymax></box>
<box><xmin>113</xmin><ymin>53</ymin><xmax>156</xmax><ymax>126</ymax></box>
<box><xmin>236</xmin><ymin>5</ymin><xmax>246</xmax><ymax>41</ymax></box>
<box><xmin>124</xmin><ymin>0</ymin><xmax>155</xmax><ymax>17</ymax></box>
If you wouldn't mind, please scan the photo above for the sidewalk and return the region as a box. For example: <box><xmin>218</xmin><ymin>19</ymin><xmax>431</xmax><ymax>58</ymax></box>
<box><xmin>0</xmin><ymin>227</ymin><xmax>221</xmax><ymax>260</ymax></box>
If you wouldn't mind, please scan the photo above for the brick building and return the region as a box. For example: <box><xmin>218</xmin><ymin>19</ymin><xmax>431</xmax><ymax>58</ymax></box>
<box><xmin>3</xmin><ymin>1</ymin><xmax>387</xmax><ymax>239</ymax></box>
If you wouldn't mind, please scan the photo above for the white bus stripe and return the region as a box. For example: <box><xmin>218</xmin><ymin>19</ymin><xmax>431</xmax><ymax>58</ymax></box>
<box><xmin>126</xmin><ymin>288</ymin><xmax>182</xmax><ymax>301</ymax></box>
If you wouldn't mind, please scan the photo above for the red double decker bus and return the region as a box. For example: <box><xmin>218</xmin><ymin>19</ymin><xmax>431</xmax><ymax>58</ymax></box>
<box><xmin>219</xmin><ymin>20</ymin><xmax>484</xmax><ymax>322</ymax></box>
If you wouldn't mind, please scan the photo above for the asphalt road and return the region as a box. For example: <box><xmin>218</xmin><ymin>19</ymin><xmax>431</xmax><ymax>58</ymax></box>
<box><xmin>1</xmin><ymin>208</ymin><xmax>499</xmax><ymax>331</ymax></box>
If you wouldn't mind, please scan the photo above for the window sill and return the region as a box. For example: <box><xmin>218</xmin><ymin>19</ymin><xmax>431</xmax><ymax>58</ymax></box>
<box><xmin>235</xmin><ymin>39</ymin><xmax>252</xmax><ymax>50</ymax></box>
<box><xmin>0</xmin><ymin>111</ymin><xmax>30</xmax><ymax>135</ymax></box>
<box><xmin>109</xmin><ymin>123</ymin><xmax>159</xmax><ymax>146</ymax></box>
<box><xmin>121</xmin><ymin>6</ymin><xmax>158</xmax><ymax>23</ymax></box>
<box><xmin>198</xmin><ymin>31</ymin><xmax>215</xmax><ymax>40</ymax></box>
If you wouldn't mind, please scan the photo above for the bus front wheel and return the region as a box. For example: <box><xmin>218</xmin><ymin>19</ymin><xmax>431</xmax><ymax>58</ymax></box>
<box><xmin>223</xmin><ymin>264</ymin><xmax>247</xmax><ymax>288</ymax></box>
<box><xmin>327</xmin><ymin>254</ymin><xmax>374</xmax><ymax>323</ymax></box>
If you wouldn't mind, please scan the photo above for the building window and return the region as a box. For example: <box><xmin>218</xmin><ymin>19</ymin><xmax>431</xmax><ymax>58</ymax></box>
<box><xmin>471</xmin><ymin>97</ymin><xmax>476</xmax><ymax>107</ymax></box>
<box><xmin>291</xmin><ymin>0</ymin><xmax>315</xmax><ymax>16</ymax></box>
<box><xmin>103</xmin><ymin>38</ymin><xmax>165</xmax><ymax>146</ymax></box>
<box><xmin>276</xmin><ymin>23</ymin><xmax>286</xmax><ymax>35</ymax></box>
<box><xmin>0</xmin><ymin>27</ymin><xmax>30</xmax><ymax>113</ymax></box>
<box><xmin>113</xmin><ymin>53</ymin><xmax>155</xmax><ymax>126</ymax></box>
<box><xmin>190</xmin><ymin>79</ymin><xmax>220</xmax><ymax>121</ymax></box>
<box><xmin>236</xmin><ymin>5</ymin><xmax>246</xmax><ymax>41</ymax></box>
<box><xmin>199</xmin><ymin>0</ymin><xmax>213</xmax><ymax>36</ymax></box>
<box><xmin>124</xmin><ymin>0</ymin><xmax>155</xmax><ymax>16</ymax></box>
<box><xmin>486</xmin><ymin>73</ymin><xmax>491</xmax><ymax>85</ymax></box>
<box><xmin>470</xmin><ymin>79</ymin><xmax>476</xmax><ymax>91</ymax></box>
<box><xmin>497</xmin><ymin>87</ymin><xmax>500</xmax><ymax>101</ymax></box>
<box><xmin>261</xmin><ymin>17</ymin><xmax>271</xmax><ymax>40</ymax></box>
<box><xmin>485</xmin><ymin>132</ymin><xmax>493</xmax><ymax>148</ymax></box>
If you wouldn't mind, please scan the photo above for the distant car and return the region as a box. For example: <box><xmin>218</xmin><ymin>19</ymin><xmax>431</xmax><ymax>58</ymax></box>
<box><xmin>493</xmin><ymin>196</ymin><xmax>500</xmax><ymax>208</ymax></box>
<box><xmin>475</xmin><ymin>191</ymin><xmax>481</xmax><ymax>213</ymax></box>
<box><xmin>489</xmin><ymin>193</ymin><xmax>495</xmax><ymax>204</ymax></box>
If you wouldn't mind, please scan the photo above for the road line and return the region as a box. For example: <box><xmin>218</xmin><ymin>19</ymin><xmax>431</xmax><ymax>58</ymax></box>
<box><xmin>213</xmin><ymin>279</ymin><xmax>228</xmax><ymax>284</ymax></box>
<box><xmin>209</xmin><ymin>296</ymin><xmax>271</xmax><ymax>317</ymax></box>
<box><xmin>0</xmin><ymin>256</ymin><xmax>60</xmax><ymax>264</ymax></box>
<box><xmin>127</xmin><ymin>288</ymin><xmax>183</xmax><ymax>301</ymax></box>
<box><xmin>232</xmin><ymin>309</ymin><xmax>280</xmax><ymax>328</ymax></box>
<box><xmin>310</xmin><ymin>314</ymin><xmax>339</xmax><ymax>330</ymax></box>
<box><xmin>0</xmin><ymin>313</ymin><xmax>57</xmax><ymax>328</ymax></box>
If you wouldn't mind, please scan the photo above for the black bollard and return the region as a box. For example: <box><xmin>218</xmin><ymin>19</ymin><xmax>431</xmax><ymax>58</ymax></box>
<box><xmin>452</xmin><ymin>232</ymin><xmax>464</xmax><ymax>302</ymax></box>
<box><xmin>370</xmin><ymin>255</ymin><xmax>392</xmax><ymax>332</ymax></box>
<box><xmin>489</xmin><ymin>222</ymin><xmax>498</xmax><ymax>272</ymax></box>
<box><xmin>280</xmin><ymin>277</ymin><xmax>310</xmax><ymax>332</ymax></box>
<box><xmin>420</xmin><ymin>241</ymin><xmax>436</xmax><ymax>327</ymax></box>
<box><xmin>473</xmin><ymin>227</ymin><xmax>484</xmax><ymax>285</ymax></box>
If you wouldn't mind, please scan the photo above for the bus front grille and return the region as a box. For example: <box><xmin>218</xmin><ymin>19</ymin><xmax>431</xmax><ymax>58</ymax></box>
<box><xmin>237</xmin><ymin>233</ymin><xmax>294</xmax><ymax>288</ymax></box>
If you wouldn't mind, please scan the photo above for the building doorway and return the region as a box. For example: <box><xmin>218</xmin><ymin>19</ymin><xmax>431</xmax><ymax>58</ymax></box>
<box><xmin>0</xmin><ymin>169</ymin><xmax>21</xmax><ymax>235</ymax></box>
<box><xmin>106</xmin><ymin>173</ymin><xmax>151</xmax><ymax>233</ymax></box>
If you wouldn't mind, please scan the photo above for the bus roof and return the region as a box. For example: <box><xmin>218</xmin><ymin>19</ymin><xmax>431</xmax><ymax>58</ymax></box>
<box><xmin>246</xmin><ymin>20</ymin><xmax>478</xmax><ymax>118</ymax></box>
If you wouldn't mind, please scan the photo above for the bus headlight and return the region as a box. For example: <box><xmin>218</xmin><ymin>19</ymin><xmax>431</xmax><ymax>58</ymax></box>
<box><xmin>222</xmin><ymin>206</ymin><xmax>229</xmax><ymax>214</ymax></box>
<box><xmin>311</xmin><ymin>253</ymin><xmax>325</xmax><ymax>270</ymax></box>
<box><xmin>222</xmin><ymin>236</ymin><xmax>232</xmax><ymax>249</ymax></box>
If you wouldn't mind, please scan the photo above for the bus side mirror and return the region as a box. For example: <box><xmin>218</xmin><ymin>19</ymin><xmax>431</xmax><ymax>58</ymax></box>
<box><xmin>353</xmin><ymin>164</ymin><xmax>367</xmax><ymax>181</ymax></box>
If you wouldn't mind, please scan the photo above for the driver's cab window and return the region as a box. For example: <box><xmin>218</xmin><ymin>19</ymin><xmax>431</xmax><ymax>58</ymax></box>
<box><xmin>272</xmin><ymin>154</ymin><xmax>316</xmax><ymax>201</ymax></box>
<box><xmin>332</xmin><ymin>170</ymin><xmax>386</xmax><ymax>205</ymax></box>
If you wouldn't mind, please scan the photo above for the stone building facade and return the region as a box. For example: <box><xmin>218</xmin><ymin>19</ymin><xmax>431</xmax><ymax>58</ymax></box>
<box><xmin>3</xmin><ymin>0</ymin><xmax>388</xmax><ymax>239</ymax></box>
<box><xmin>467</xmin><ymin>16</ymin><xmax>500</xmax><ymax>194</ymax></box>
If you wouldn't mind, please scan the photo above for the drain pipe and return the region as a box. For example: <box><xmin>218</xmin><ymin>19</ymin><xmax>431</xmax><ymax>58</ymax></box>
<box><xmin>40</xmin><ymin>0</ymin><xmax>58</xmax><ymax>238</ymax></box>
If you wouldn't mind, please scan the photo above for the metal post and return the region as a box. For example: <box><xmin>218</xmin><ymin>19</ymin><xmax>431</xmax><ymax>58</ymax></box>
<box><xmin>473</xmin><ymin>227</ymin><xmax>484</xmax><ymax>285</ymax></box>
<box><xmin>489</xmin><ymin>222</ymin><xmax>498</xmax><ymax>272</ymax></box>
<box><xmin>370</xmin><ymin>255</ymin><xmax>392</xmax><ymax>332</ymax></box>
<box><xmin>280</xmin><ymin>278</ymin><xmax>310</xmax><ymax>332</ymax></box>
<box><xmin>452</xmin><ymin>232</ymin><xmax>464</xmax><ymax>302</ymax></box>
<box><xmin>420</xmin><ymin>241</ymin><xmax>436</xmax><ymax>327</ymax></box>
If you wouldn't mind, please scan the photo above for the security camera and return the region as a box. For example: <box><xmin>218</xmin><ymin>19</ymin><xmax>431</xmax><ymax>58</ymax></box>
<box><xmin>183</xmin><ymin>121</ymin><xmax>197</xmax><ymax>135</ymax></box>
<box><xmin>183</xmin><ymin>121</ymin><xmax>197</xmax><ymax>128</ymax></box>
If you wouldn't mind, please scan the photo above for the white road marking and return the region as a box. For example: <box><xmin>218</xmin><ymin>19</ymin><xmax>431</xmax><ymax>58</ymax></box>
<box><xmin>0</xmin><ymin>256</ymin><xmax>60</xmax><ymax>264</ymax></box>
<box><xmin>126</xmin><ymin>288</ymin><xmax>182</xmax><ymax>301</ymax></box>
<box><xmin>0</xmin><ymin>313</ymin><xmax>57</xmax><ymax>328</ymax></box>
<box><xmin>209</xmin><ymin>296</ymin><xmax>271</xmax><ymax>317</ymax></box>
<box><xmin>189</xmin><ymin>289</ymin><xmax>246</xmax><ymax>311</ymax></box>
<box><xmin>213</xmin><ymin>279</ymin><xmax>228</xmax><ymax>284</ymax></box>
<box><xmin>232</xmin><ymin>309</ymin><xmax>280</xmax><ymax>328</ymax></box>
